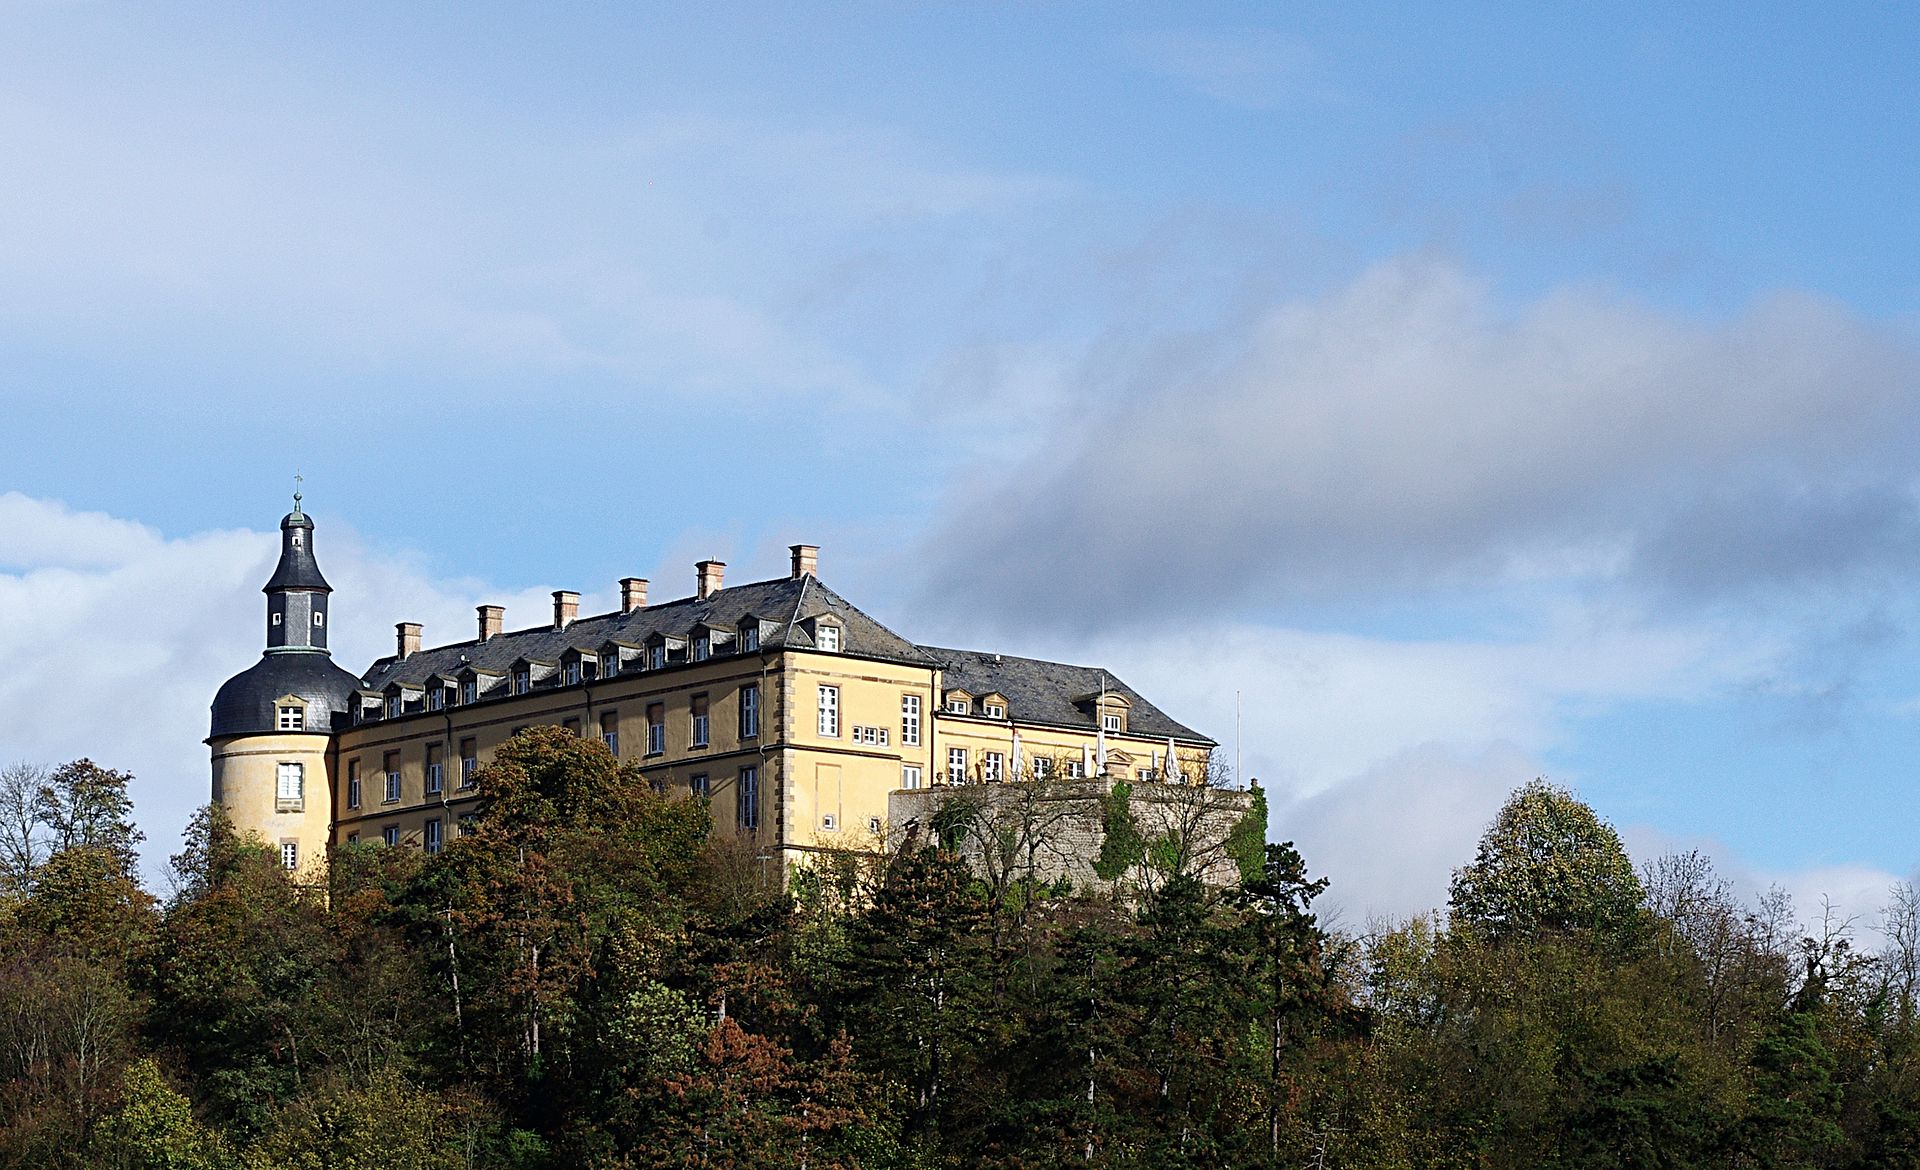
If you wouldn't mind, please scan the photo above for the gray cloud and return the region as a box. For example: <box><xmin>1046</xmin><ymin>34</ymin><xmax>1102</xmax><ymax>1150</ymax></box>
<box><xmin>917</xmin><ymin>258</ymin><xmax>1920</xmax><ymax>631</ymax></box>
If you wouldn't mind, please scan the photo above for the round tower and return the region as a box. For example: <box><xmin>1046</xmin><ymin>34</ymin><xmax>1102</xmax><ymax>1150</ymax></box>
<box><xmin>207</xmin><ymin>494</ymin><xmax>358</xmax><ymax>876</ymax></box>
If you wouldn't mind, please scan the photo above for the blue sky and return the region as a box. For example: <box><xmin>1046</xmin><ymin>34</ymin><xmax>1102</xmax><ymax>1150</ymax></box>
<box><xmin>2</xmin><ymin>2</ymin><xmax>1918</xmax><ymax>925</ymax></box>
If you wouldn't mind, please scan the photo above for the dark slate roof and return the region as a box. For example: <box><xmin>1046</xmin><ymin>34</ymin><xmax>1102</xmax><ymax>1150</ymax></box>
<box><xmin>263</xmin><ymin>511</ymin><xmax>332</xmax><ymax>593</ymax></box>
<box><xmin>920</xmin><ymin>646</ymin><xmax>1216</xmax><ymax>745</ymax></box>
<box><xmin>357</xmin><ymin>575</ymin><xmax>934</xmax><ymax>690</ymax></box>
<box><xmin>209</xmin><ymin>651</ymin><xmax>360</xmax><ymax>740</ymax></box>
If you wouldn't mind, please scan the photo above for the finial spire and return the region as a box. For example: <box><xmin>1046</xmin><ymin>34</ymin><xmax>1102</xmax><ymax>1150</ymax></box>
<box><xmin>292</xmin><ymin>471</ymin><xmax>304</xmax><ymax>517</ymax></box>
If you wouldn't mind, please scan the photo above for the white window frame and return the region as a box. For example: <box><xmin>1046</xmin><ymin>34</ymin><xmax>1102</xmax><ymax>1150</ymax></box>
<box><xmin>817</xmin><ymin>685</ymin><xmax>839</xmax><ymax>737</ymax></box>
<box><xmin>565</xmin><ymin>661</ymin><xmax>581</xmax><ymax>685</ymax></box>
<box><xmin>381</xmin><ymin>825</ymin><xmax>399</xmax><ymax>847</ymax></box>
<box><xmin>649</xmin><ymin>645</ymin><xmax>665</xmax><ymax>670</ymax></box>
<box><xmin>948</xmin><ymin>747</ymin><xmax>968</xmax><ymax>784</ymax></box>
<box><xmin>424</xmin><ymin>818</ymin><xmax>443</xmax><ymax>856</ymax></box>
<box><xmin>1103</xmin><ymin>713</ymin><xmax>1122</xmax><ymax>734</ymax></box>
<box><xmin>691</xmin><ymin>697</ymin><xmax>710</xmax><ymax>749</ymax></box>
<box><xmin>984</xmin><ymin>703</ymin><xmax>1005</xmax><ymax>719</ymax></box>
<box><xmin>647</xmin><ymin>707</ymin><xmax>665</xmax><ymax>755</ymax></box>
<box><xmin>384</xmin><ymin>767</ymin><xmax>401</xmax><ymax>803</ymax></box>
<box><xmin>947</xmin><ymin>698</ymin><xmax>969</xmax><ymax>715</ymax></box>
<box><xmin>693</xmin><ymin>635</ymin><xmax>710</xmax><ymax>662</ymax></box>
<box><xmin>601</xmin><ymin>652</ymin><xmax>618</xmax><ymax>678</ymax></box>
<box><xmin>901</xmin><ymin>764</ymin><xmax>922</xmax><ymax>790</ymax></box>
<box><xmin>347</xmin><ymin>759</ymin><xmax>362</xmax><ymax>808</ymax></box>
<box><xmin>462</xmin><ymin>681</ymin><xmax>477</xmax><ymax>705</ymax></box>
<box><xmin>276</xmin><ymin>762</ymin><xmax>304</xmax><ymax>811</ymax></box>
<box><xmin>901</xmin><ymin>694</ymin><xmax>921</xmax><ymax>746</ymax></box>
<box><xmin>277</xmin><ymin>704</ymin><xmax>304</xmax><ymax>731</ymax></box>
<box><xmin>741</xmin><ymin>625</ymin><xmax>759</xmax><ymax>652</ymax></box>
<box><xmin>983</xmin><ymin>751</ymin><xmax>1003</xmax><ymax>783</ymax></box>
<box><xmin>816</xmin><ymin>624</ymin><xmax>840</xmax><ymax>652</ymax></box>
<box><xmin>1032</xmin><ymin>757</ymin><xmax>1052</xmax><ymax>779</ymax></box>
<box><xmin>280</xmin><ymin>841</ymin><xmax>298</xmax><ymax>870</ymax></box>
<box><xmin>737</xmin><ymin>766</ymin><xmax>759</xmax><ymax>830</ymax></box>
<box><xmin>740</xmin><ymin>684</ymin><xmax>760</xmax><ymax>739</ymax></box>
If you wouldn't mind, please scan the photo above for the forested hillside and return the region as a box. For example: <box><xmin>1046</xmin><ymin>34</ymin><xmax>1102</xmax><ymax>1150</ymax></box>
<box><xmin>1</xmin><ymin>728</ymin><xmax>1916</xmax><ymax>1168</ymax></box>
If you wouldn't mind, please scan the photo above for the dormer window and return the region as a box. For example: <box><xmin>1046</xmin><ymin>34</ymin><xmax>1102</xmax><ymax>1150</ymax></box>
<box><xmin>649</xmin><ymin>645</ymin><xmax>665</xmax><ymax>670</ymax></box>
<box><xmin>385</xmin><ymin>695</ymin><xmax>402</xmax><ymax>719</ymax></box>
<box><xmin>816</xmin><ymin>624</ymin><xmax>841</xmax><ymax>652</ymax></box>
<box><xmin>947</xmin><ymin>697</ymin><xmax>969</xmax><ymax>715</ymax></box>
<box><xmin>693</xmin><ymin>634</ymin><xmax>710</xmax><ymax>662</ymax></box>
<box><xmin>600</xmin><ymin>651</ymin><xmax>618</xmax><ymax>678</ymax></box>
<box><xmin>461</xmin><ymin>681</ymin><xmax>476</xmax><ymax>705</ymax></box>
<box><xmin>428</xmin><ymin>689</ymin><xmax>444</xmax><ymax>711</ymax></box>
<box><xmin>565</xmin><ymin>661</ymin><xmax>582</xmax><ymax>685</ymax></box>
<box><xmin>984</xmin><ymin>702</ymin><xmax>1005</xmax><ymax>719</ymax></box>
<box><xmin>741</xmin><ymin>625</ymin><xmax>759</xmax><ymax>652</ymax></box>
<box><xmin>514</xmin><ymin>671</ymin><xmax>530</xmax><ymax>695</ymax></box>
<box><xmin>1103</xmin><ymin>713</ymin><xmax>1122</xmax><ymax>734</ymax></box>
<box><xmin>277</xmin><ymin>704</ymin><xmax>304</xmax><ymax>731</ymax></box>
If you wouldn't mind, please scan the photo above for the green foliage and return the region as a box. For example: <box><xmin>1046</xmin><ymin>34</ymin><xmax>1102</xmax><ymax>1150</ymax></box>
<box><xmin>1092</xmin><ymin>780</ymin><xmax>1144</xmax><ymax>883</ymax></box>
<box><xmin>1225</xmin><ymin>780</ymin><xmax>1268</xmax><ymax>886</ymax></box>
<box><xmin>11</xmin><ymin>753</ymin><xmax>1920</xmax><ymax>1168</ymax></box>
<box><xmin>1449</xmin><ymin>777</ymin><xmax>1645</xmax><ymax>941</ymax></box>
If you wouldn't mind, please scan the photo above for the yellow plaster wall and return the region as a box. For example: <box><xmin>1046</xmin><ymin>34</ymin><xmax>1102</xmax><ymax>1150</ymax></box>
<box><xmin>209</xmin><ymin>733</ymin><xmax>333</xmax><ymax>878</ymax></box>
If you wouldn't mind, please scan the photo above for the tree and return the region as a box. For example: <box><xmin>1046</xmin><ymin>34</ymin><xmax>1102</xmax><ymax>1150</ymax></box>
<box><xmin>1448</xmin><ymin>778</ymin><xmax>1643</xmax><ymax>941</ymax></box>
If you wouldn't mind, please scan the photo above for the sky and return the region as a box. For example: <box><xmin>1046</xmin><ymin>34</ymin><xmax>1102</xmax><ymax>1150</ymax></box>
<box><xmin>2</xmin><ymin>2</ymin><xmax>1919</xmax><ymax>933</ymax></box>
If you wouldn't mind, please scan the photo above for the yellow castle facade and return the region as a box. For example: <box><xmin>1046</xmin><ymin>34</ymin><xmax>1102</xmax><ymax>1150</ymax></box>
<box><xmin>209</xmin><ymin>504</ymin><xmax>1217</xmax><ymax>875</ymax></box>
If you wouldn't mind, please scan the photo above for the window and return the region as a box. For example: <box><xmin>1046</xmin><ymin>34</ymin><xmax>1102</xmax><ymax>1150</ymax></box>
<box><xmin>458</xmin><ymin>813</ymin><xmax>476</xmax><ymax>836</ymax></box>
<box><xmin>901</xmin><ymin>764</ymin><xmax>922</xmax><ymax>790</ymax></box>
<box><xmin>821</xmin><ymin>813</ymin><xmax>839</xmax><ymax>832</ymax></box>
<box><xmin>984</xmin><ymin>702</ymin><xmax>1005</xmax><ymax>719</ymax></box>
<box><xmin>649</xmin><ymin>645</ymin><xmax>665</xmax><ymax>670</ymax></box>
<box><xmin>601</xmin><ymin>651</ymin><xmax>618</xmax><ymax>678</ymax></box>
<box><xmin>690</xmin><ymin>695</ymin><xmax>710</xmax><ymax>748</ymax></box>
<box><xmin>816</xmin><ymin>624</ymin><xmax>840</xmax><ymax>652</ymax></box>
<box><xmin>461</xmin><ymin>680</ymin><xmax>477</xmax><ymax>705</ymax></box>
<box><xmin>428</xmin><ymin>688</ymin><xmax>444</xmax><ymax>711</ymax></box>
<box><xmin>1032</xmin><ymin>757</ymin><xmax>1052</xmax><ymax>779</ymax></box>
<box><xmin>1066</xmin><ymin>759</ymin><xmax>1086</xmax><ymax>779</ymax></box>
<box><xmin>347</xmin><ymin>832</ymin><xmax>359</xmax><ymax>845</ymax></box>
<box><xmin>386</xmin><ymin>695</ymin><xmax>402</xmax><ymax>719</ymax></box>
<box><xmin>424</xmin><ymin>818</ymin><xmax>443</xmax><ymax>856</ymax></box>
<box><xmin>271</xmin><ymin>613</ymin><xmax>283</xmax><ymax>627</ymax></box>
<box><xmin>276</xmin><ymin>762</ymin><xmax>304</xmax><ymax>811</ymax></box>
<box><xmin>347</xmin><ymin>758</ymin><xmax>362</xmax><ymax>808</ymax></box>
<box><xmin>901</xmin><ymin>694</ymin><xmax>921</xmax><ymax>746</ymax></box>
<box><xmin>741</xmin><ymin>625</ymin><xmax>759</xmax><ymax>652</ymax></box>
<box><xmin>690</xmin><ymin>773</ymin><xmax>709</xmax><ymax>798</ymax></box>
<box><xmin>947</xmin><ymin>697</ymin><xmax>970</xmax><ymax>715</ymax></box>
<box><xmin>313</xmin><ymin>612</ymin><xmax>324</xmax><ymax>627</ymax></box>
<box><xmin>739</xmin><ymin>683</ymin><xmax>760</xmax><ymax>739</ymax></box>
<box><xmin>647</xmin><ymin>704</ymin><xmax>665</xmax><ymax>755</ymax></box>
<box><xmin>737</xmin><ymin>766</ymin><xmax>759</xmax><ymax>831</ymax></box>
<box><xmin>459</xmin><ymin>738</ymin><xmax>477</xmax><ymax>786</ymax></box>
<box><xmin>693</xmin><ymin>634</ymin><xmax>710</xmax><ymax>662</ymax></box>
<box><xmin>853</xmin><ymin>725</ymin><xmax>889</xmax><ymax>746</ymax></box>
<box><xmin>868</xmin><ymin>816</ymin><xmax>882</xmax><ymax>835</ymax></box>
<box><xmin>280</xmin><ymin>841</ymin><xmax>298</xmax><ymax>870</ymax></box>
<box><xmin>513</xmin><ymin>671</ymin><xmax>530</xmax><ymax>695</ymax></box>
<box><xmin>948</xmin><ymin>747</ymin><xmax>968</xmax><ymax>784</ymax></box>
<box><xmin>383</xmin><ymin>751</ymin><xmax>400</xmax><ymax>803</ymax></box>
<box><xmin>600</xmin><ymin>711</ymin><xmax>618</xmax><ymax>754</ymax></box>
<box><xmin>1103</xmin><ymin>713</ymin><xmax>1122</xmax><ymax>734</ymax></box>
<box><xmin>983</xmin><ymin>751</ymin><xmax>1003</xmax><ymax>783</ymax></box>
<box><xmin>425</xmin><ymin>743</ymin><xmax>444</xmax><ymax>795</ymax></box>
<box><xmin>817</xmin><ymin>686</ymin><xmax>839</xmax><ymax>737</ymax></box>
<box><xmin>382</xmin><ymin>825</ymin><xmax>399</xmax><ymax>847</ymax></box>
<box><xmin>565</xmin><ymin>661</ymin><xmax>581</xmax><ymax>685</ymax></box>
<box><xmin>277</xmin><ymin>704</ymin><xmax>304</xmax><ymax>731</ymax></box>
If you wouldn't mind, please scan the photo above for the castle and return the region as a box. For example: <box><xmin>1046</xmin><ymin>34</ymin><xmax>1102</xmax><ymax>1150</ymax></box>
<box><xmin>209</xmin><ymin>501</ymin><xmax>1218</xmax><ymax>875</ymax></box>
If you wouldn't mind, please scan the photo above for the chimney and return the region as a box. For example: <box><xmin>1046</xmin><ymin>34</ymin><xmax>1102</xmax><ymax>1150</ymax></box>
<box><xmin>552</xmin><ymin>590</ymin><xmax>579</xmax><ymax>629</ymax></box>
<box><xmin>695</xmin><ymin>560</ymin><xmax>725</xmax><ymax>600</ymax></box>
<box><xmin>477</xmin><ymin>604</ymin><xmax>505</xmax><ymax>641</ymax></box>
<box><xmin>619</xmin><ymin>577</ymin><xmax>648</xmax><ymax>613</ymax></box>
<box><xmin>396</xmin><ymin>622</ymin><xmax>423</xmax><ymax>659</ymax></box>
<box><xmin>790</xmin><ymin>544</ymin><xmax>818</xmax><ymax>579</ymax></box>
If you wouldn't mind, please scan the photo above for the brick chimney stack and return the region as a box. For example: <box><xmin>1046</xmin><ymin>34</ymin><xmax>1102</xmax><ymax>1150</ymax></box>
<box><xmin>477</xmin><ymin>605</ymin><xmax>505</xmax><ymax>641</ymax></box>
<box><xmin>619</xmin><ymin>577</ymin><xmax>648</xmax><ymax>613</ymax></box>
<box><xmin>695</xmin><ymin>560</ymin><xmax>725</xmax><ymax>600</ymax></box>
<box><xmin>552</xmin><ymin>590</ymin><xmax>579</xmax><ymax>629</ymax></box>
<box><xmin>396</xmin><ymin>622</ymin><xmax>422</xmax><ymax>659</ymax></box>
<box><xmin>790</xmin><ymin>544</ymin><xmax>818</xmax><ymax>579</ymax></box>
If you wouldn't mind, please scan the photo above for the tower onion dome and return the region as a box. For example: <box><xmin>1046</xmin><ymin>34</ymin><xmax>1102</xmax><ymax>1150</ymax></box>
<box><xmin>207</xmin><ymin>501</ymin><xmax>358</xmax><ymax>741</ymax></box>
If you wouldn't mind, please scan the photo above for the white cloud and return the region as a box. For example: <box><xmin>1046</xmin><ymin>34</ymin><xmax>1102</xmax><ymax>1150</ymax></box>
<box><xmin>919</xmin><ymin>257</ymin><xmax>1920</xmax><ymax>625</ymax></box>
